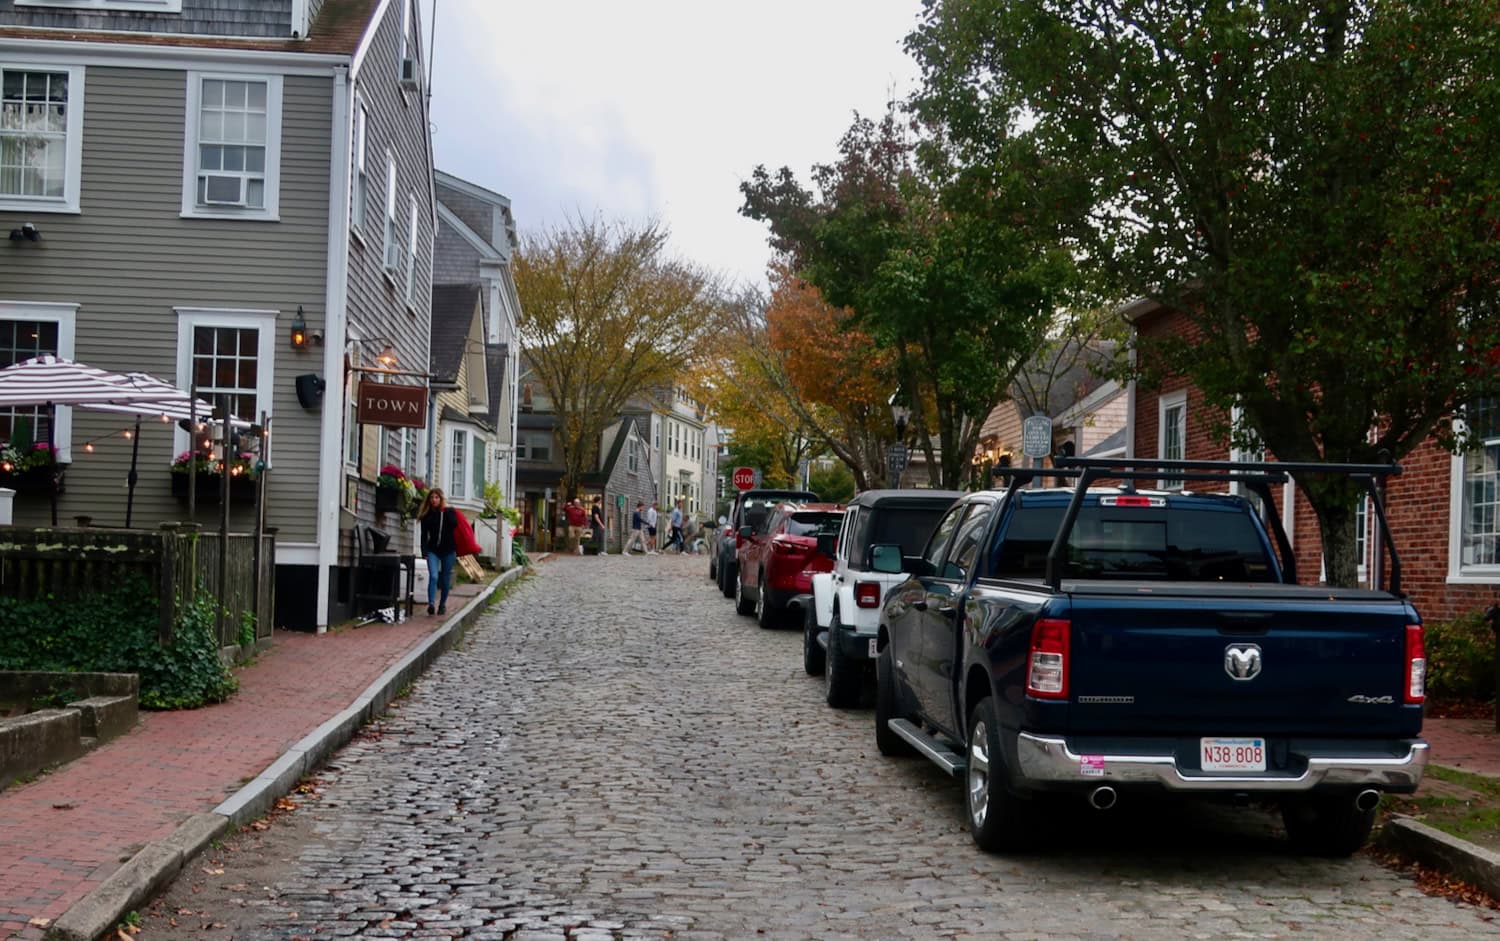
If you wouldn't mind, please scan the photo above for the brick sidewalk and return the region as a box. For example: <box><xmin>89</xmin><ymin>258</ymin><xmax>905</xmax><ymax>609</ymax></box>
<box><xmin>0</xmin><ymin>580</ymin><xmax>490</xmax><ymax>941</ymax></box>
<box><xmin>1422</xmin><ymin>716</ymin><xmax>1500</xmax><ymax>777</ymax></box>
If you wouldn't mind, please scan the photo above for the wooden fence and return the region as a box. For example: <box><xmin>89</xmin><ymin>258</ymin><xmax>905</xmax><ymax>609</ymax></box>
<box><xmin>0</xmin><ymin>523</ymin><xmax>275</xmax><ymax>647</ymax></box>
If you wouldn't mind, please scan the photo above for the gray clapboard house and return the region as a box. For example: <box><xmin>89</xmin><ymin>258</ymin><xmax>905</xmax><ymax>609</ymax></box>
<box><xmin>0</xmin><ymin>0</ymin><xmax>436</xmax><ymax>630</ymax></box>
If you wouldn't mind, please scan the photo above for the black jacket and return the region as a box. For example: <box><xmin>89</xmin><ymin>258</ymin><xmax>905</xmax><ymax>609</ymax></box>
<box><xmin>420</xmin><ymin>507</ymin><xmax>459</xmax><ymax>556</ymax></box>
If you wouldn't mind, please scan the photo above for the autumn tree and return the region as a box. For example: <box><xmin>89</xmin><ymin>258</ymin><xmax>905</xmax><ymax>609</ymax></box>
<box><xmin>515</xmin><ymin>218</ymin><xmax>727</xmax><ymax>500</ymax></box>
<box><xmin>907</xmin><ymin>0</ymin><xmax>1500</xmax><ymax>584</ymax></box>
<box><xmin>741</xmin><ymin>106</ymin><xmax>1080</xmax><ymax>488</ymax></box>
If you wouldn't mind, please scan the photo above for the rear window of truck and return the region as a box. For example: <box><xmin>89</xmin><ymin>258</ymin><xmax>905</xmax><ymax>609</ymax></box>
<box><xmin>990</xmin><ymin>502</ymin><xmax>1277</xmax><ymax>582</ymax></box>
<box><xmin>787</xmin><ymin>512</ymin><xmax>841</xmax><ymax>537</ymax></box>
<box><xmin>851</xmin><ymin>504</ymin><xmax>953</xmax><ymax>565</ymax></box>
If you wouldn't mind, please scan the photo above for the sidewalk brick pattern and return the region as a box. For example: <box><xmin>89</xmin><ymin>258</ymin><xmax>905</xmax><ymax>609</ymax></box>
<box><xmin>0</xmin><ymin>582</ymin><xmax>486</xmax><ymax>941</ymax></box>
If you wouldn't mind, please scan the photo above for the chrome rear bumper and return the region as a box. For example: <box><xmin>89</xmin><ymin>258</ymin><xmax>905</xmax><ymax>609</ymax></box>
<box><xmin>1015</xmin><ymin>732</ymin><xmax>1428</xmax><ymax>792</ymax></box>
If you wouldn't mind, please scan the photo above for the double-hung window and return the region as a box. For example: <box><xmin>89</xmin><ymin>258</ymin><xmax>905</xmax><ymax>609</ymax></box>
<box><xmin>0</xmin><ymin>301</ymin><xmax>77</xmax><ymax>458</ymax></box>
<box><xmin>16</xmin><ymin>1</ymin><xmax>183</xmax><ymax>10</ymax></box>
<box><xmin>448</xmin><ymin>427</ymin><xmax>483</xmax><ymax>500</ymax></box>
<box><xmin>174</xmin><ymin>308</ymin><xmax>275</xmax><ymax>455</ymax></box>
<box><xmin>350</xmin><ymin>99</ymin><xmax>368</xmax><ymax>232</ymax></box>
<box><xmin>1158</xmin><ymin>390</ymin><xmax>1187</xmax><ymax>490</ymax></box>
<box><xmin>383</xmin><ymin>154</ymin><xmax>399</xmax><ymax>270</ymax></box>
<box><xmin>1454</xmin><ymin>398</ymin><xmax>1500</xmax><ymax>576</ymax></box>
<box><xmin>405</xmin><ymin>195</ymin><xmax>419</xmax><ymax>304</ymax></box>
<box><xmin>0</xmin><ymin>65</ymin><xmax>84</xmax><ymax>213</ymax></box>
<box><xmin>183</xmin><ymin>72</ymin><xmax>282</xmax><ymax>220</ymax></box>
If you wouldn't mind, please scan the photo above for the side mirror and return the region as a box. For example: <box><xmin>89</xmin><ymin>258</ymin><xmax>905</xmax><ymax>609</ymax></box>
<box><xmin>816</xmin><ymin>533</ymin><xmax>837</xmax><ymax>558</ymax></box>
<box><xmin>739</xmin><ymin>526</ymin><xmax>754</xmax><ymax>538</ymax></box>
<box><xmin>869</xmin><ymin>543</ymin><xmax>904</xmax><ymax>574</ymax></box>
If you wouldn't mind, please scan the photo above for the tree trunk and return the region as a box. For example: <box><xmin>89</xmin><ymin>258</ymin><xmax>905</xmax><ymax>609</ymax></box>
<box><xmin>1303</xmin><ymin>481</ymin><xmax>1361</xmax><ymax>588</ymax></box>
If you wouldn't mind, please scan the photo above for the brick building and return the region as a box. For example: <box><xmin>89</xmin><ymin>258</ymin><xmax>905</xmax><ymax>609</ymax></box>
<box><xmin>1125</xmin><ymin>299</ymin><xmax>1500</xmax><ymax>622</ymax></box>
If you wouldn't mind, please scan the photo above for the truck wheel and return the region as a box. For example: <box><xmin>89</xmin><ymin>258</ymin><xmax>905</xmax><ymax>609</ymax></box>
<box><xmin>708</xmin><ymin>556</ymin><xmax>717</xmax><ymax>581</ymax></box>
<box><xmin>874</xmin><ymin>641</ymin><xmax>913</xmax><ymax>757</ymax></box>
<box><xmin>720</xmin><ymin>561</ymin><xmax>735</xmax><ymax>599</ymax></box>
<box><xmin>824</xmin><ymin>610</ymin><xmax>860</xmax><ymax>708</ymax></box>
<box><xmin>734</xmin><ymin>567</ymin><xmax>755</xmax><ymax>616</ymax></box>
<box><xmin>803</xmin><ymin>605</ymin><xmax>825</xmax><ymax>676</ymax></box>
<box><xmin>1281</xmin><ymin>795</ymin><xmax>1377</xmax><ymax>857</ymax></box>
<box><xmin>966</xmin><ymin>696</ymin><xmax>1036</xmax><ymax>853</ymax></box>
<box><xmin>755</xmin><ymin>573</ymin><xmax>779</xmax><ymax>629</ymax></box>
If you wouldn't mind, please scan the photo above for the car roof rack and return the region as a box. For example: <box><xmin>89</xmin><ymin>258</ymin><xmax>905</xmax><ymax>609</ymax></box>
<box><xmin>1033</xmin><ymin>456</ymin><xmax>1403</xmax><ymax>594</ymax></box>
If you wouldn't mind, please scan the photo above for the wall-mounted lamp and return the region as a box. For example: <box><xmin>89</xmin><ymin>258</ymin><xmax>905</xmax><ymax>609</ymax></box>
<box><xmin>8</xmin><ymin>222</ymin><xmax>41</xmax><ymax>243</ymax></box>
<box><xmin>290</xmin><ymin>306</ymin><xmax>309</xmax><ymax>349</ymax></box>
<box><xmin>375</xmin><ymin>344</ymin><xmax>398</xmax><ymax>369</ymax></box>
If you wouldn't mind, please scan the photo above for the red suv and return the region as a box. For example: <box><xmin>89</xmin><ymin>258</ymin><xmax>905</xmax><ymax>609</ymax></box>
<box><xmin>734</xmin><ymin>502</ymin><xmax>844</xmax><ymax>628</ymax></box>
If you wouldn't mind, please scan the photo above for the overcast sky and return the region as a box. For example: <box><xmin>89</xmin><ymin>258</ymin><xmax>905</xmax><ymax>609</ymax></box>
<box><xmin>418</xmin><ymin>0</ymin><xmax>923</xmax><ymax>288</ymax></box>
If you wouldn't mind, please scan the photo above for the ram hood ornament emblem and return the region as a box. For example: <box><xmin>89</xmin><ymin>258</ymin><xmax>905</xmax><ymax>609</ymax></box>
<box><xmin>1224</xmin><ymin>643</ymin><xmax>1263</xmax><ymax>681</ymax></box>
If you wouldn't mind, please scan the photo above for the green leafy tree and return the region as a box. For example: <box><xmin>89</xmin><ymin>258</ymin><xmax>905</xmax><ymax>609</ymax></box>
<box><xmin>809</xmin><ymin>461</ymin><xmax>857</xmax><ymax>504</ymax></box>
<box><xmin>908</xmin><ymin>0</ymin><xmax>1500</xmax><ymax>585</ymax></box>
<box><xmin>515</xmin><ymin>218</ymin><xmax>728</xmax><ymax>501</ymax></box>
<box><xmin>741</xmin><ymin>106</ymin><xmax>1079</xmax><ymax>489</ymax></box>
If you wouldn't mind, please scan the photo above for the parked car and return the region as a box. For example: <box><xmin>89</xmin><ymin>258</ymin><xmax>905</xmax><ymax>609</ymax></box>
<box><xmin>805</xmin><ymin>489</ymin><xmax>961</xmax><ymax>707</ymax></box>
<box><xmin>875</xmin><ymin>458</ymin><xmax>1426</xmax><ymax>856</ymax></box>
<box><xmin>733</xmin><ymin>503</ymin><xmax>844</xmax><ymax>627</ymax></box>
<box><xmin>716</xmin><ymin>488</ymin><xmax>817</xmax><ymax>599</ymax></box>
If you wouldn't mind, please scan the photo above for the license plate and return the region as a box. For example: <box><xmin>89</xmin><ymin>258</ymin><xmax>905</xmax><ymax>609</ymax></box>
<box><xmin>868</xmin><ymin>638</ymin><xmax>878</xmax><ymax>658</ymax></box>
<box><xmin>1200</xmin><ymin>737</ymin><xmax>1266</xmax><ymax>773</ymax></box>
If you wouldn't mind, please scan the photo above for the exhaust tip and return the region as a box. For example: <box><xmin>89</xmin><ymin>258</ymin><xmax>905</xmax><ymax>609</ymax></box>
<box><xmin>1088</xmin><ymin>786</ymin><xmax>1118</xmax><ymax>810</ymax></box>
<box><xmin>1355</xmin><ymin>789</ymin><xmax>1381</xmax><ymax>812</ymax></box>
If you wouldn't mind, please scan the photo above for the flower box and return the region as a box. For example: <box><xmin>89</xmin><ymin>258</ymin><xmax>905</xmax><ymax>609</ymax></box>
<box><xmin>375</xmin><ymin>485</ymin><xmax>407</xmax><ymax>515</ymax></box>
<box><xmin>0</xmin><ymin>464</ymin><xmax>64</xmax><ymax>496</ymax></box>
<box><xmin>170</xmin><ymin>471</ymin><xmax>257</xmax><ymax>504</ymax></box>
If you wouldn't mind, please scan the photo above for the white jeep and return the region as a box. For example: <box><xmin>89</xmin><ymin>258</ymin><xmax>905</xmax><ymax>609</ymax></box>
<box><xmin>804</xmin><ymin>489</ymin><xmax>961</xmax><ymax>707</ymax></box>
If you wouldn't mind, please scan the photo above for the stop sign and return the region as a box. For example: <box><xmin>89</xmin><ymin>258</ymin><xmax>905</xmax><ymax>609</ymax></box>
<box><xmin>732</xmin><ymin>466</ymin><xmax>756</xmax><ymax>491</ymax></box>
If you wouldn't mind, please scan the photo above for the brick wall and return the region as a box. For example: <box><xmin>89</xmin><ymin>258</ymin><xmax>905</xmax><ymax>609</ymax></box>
<box><xmin>1133</xmin><ymin>305</ymin><xmax>1499</xmax><ymax>622</ymax></box>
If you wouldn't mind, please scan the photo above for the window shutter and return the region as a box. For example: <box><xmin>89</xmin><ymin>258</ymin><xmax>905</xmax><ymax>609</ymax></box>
<box><xmin>472</xmin><ymin>438</ymin><xmax>486</xmax><ymax>491</ymax></box>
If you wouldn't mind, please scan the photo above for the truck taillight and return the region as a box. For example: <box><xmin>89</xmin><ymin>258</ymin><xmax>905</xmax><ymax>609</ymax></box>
<box><xmin>1404</xmin><ymin>624</ymin><xmax>1426</xmax><ymax>705</ymax></box>
<box><xmin>1027</xmin><ymin>618</ymin><xmax>1071</xmax><ymax>700</ymax></box>
<box><xmin>854</xmin><ymin>581</ymin><xmax>882</xmax><ymax>608</ymax></box>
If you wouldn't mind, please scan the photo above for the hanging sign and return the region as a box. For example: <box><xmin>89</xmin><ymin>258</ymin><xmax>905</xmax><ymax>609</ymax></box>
<box><xmin>1022</xmin><ymin>415</ymin><xmax>1054</xmax><ymax>459</ymax></box>
<box><xmin>356</xmin><ymin>380</ymin><xmax>428</xmax><ymax>428</ymax></box>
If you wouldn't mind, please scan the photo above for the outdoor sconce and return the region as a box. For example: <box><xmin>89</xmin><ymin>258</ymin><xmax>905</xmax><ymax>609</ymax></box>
<box><xmin>376</xmin><ymin>343</ymin><xmax>398</xmax><ymax>369</ymax></box>
<box><xmin>7</xmin><ymin>222</ymin><xmax>41</xmax><ymax>243</ymax></box>
<box><xmin>290</xmin><ymin>306</ymin><xmax>309</xmax><ymax>349</ymax></box>
<box><xmin>889</xmin><ymin>391</ymin><xmax>912</xmax><ymax>440</ymax></box>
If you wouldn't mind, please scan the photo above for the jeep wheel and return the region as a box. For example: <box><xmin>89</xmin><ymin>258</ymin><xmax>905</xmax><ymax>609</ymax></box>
<box><xmin>755</xmin><ymin>572</ymin><xmax>779</xmax><ymax>629</ymax></box>
<box><xmin>874</xmin><ymin>640</ymin><xmax>912</xmax><ymax>756</ymax></box>
<box><xmin>708</xmin><ymin>556</ymin><xmax>717</xmax><ymax>581</ymax></box>
<box><xmin>734</xmin><ymin>567</ymin><xmax>755</xmax><ymax>616</ymax></box>
<box><xmin>824</xmin><ymin>609</ymin><xmax>860</xmax><ymax>708</ymax></box>
<box><xmin>966</xmin><ymin>696</ymin><xmax>1037</xmax><ymax>853</ymax></box>
<box><xmin>720</xmin><ymin>560</ymin><xmax>736</xmax><ymax>599</ymax></box>
<box><xmin>1281</xmin><ymin>795</ymin><xmax>1377</xmax><ymax>857</ymax></box>
<box><xmin>803</xmin><ymin>605</ymin><xmax>825</xmax><ymax>676</ymax></box>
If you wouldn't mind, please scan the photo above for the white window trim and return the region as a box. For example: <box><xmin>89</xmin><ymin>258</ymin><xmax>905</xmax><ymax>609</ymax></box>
<box><xmin>349</xmin><ymin>97</ymin><xmax>368</xmax><ymax>236</ymax></box>
<box><xmin>1448</xmin><ymin>441</ymin><xmax>1500</xmax><ymax>584</ymax></box>
<box><xmin>0</xmin><ymin>63</ymin><xmax>85</xmax><ymax>214</ymax></box>
<box><xmin>382</xmin><ymin>151</ymin><xmax>399</xmax><ymax>272</ymax></box>
<box><xmin>404</xmin><ymin>194</ymin><xmax>418</xmax><ymax>305</ymax></box>
<box><xmin>172</xmin><ymin>307</ymin><xmax>276</xmax><ymax>457</ymax></box>
<box><xmin>180</xmin><ymin>71</ymin><xmax>283</xmax><ymax>222</ymax></box>
<box><xmin>448</xmin><ymin>424</ymin><xmax>482</xmax><ymax>502</ymax></box>
<box><xmin>0</xmin><ymin>300</ymin><xmax>78</xmax><ymax>461</ymax></box>
<box><xmin>1157</xmin><ymin>390</ymin><xmax>1187</xmax><ymax>489</ymax></box>
<box><xmin>17</xmin><ymin>0</ymin><xmax>182</xmax><ymax>10</ymax></box>
<box><xmin>342</xmin><ymin>324</ymin><xmax>361</xmax><ymax>471</ymax></box>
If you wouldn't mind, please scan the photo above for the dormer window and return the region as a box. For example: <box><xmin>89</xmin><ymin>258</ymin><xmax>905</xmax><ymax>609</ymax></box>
<box><xmin>15</xmin><ymin>1</ymin><xmax>183</xmax><ymax>11</ymax></box>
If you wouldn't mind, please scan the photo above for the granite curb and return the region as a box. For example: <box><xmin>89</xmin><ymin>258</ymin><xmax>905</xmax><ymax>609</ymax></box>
<box><xmin>1378</xmin><ymin>808</ymin><xmax>1500</xmax><ymax>900</ymax></box>
<box><xmin>42</xmin><ymin>564</ymin><xmax>530</xmax><ymax>941</ymax></box>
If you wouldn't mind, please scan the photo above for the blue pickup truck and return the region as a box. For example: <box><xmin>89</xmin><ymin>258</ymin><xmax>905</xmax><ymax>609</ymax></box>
<box><xmin>874</xmin><ymin>458</ymin><xmax>1428</xmax><ymax>856</ymax></box>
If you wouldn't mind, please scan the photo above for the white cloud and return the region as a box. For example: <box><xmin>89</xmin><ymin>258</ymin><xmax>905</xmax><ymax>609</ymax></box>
<box><xmin>420</xmin><ymin>0</ymin><xmax>922</xmax><ymax>286</ymax></box>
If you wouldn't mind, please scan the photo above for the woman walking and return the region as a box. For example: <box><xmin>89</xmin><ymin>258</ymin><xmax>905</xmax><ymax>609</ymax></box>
<box><xmin>418</xmin><ymin>488</ymin><xmax>460</xmax><ymax>615</ymax></box>
<box><xmin>590</xmin><ymin>497</ymin><xmax>607</xmax><ymax>557</ymax></box>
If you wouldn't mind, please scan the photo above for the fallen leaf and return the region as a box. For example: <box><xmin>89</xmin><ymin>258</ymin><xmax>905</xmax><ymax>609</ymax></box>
<box><xmin>27</xmin><ymin>917</ymin><xmax>50</xmax><ymax>927</ymax></box>
<box><xmin>176</xmin><ymin>908</ymin><xmax>195</xmax><ymax>916</ymax></box>
<box><xmin>202</xmin><ymin>867</ymin><xmax>225</xmax><ymax>875</ymax></box>
<box><xmin>249</xmin><ymin>820</ymin><xmax>270</xmax><ymax>831</ymax></box>
<box><xmin>51</xmin><ymin>803</ymin><xmax>75</xmax><ymax>811</ymax></box>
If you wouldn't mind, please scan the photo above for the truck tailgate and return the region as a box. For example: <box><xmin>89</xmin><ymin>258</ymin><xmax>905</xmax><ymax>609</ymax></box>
<box><xmin>1060</xmin><ymin>583</ymin><xmax>1420</xmax><ymax>738</ymax></box>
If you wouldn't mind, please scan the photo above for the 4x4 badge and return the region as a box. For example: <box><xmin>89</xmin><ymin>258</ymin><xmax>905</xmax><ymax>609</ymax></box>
<box><xmin>1224</xmin><ymin>643</ymin><xmax>1262</xmax><ymax>681</ymax></box>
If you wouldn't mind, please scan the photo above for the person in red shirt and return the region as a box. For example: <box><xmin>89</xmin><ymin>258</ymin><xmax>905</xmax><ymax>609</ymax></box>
<box><xmin>564</xmin><ymin>498</ymin><xmax>588</xmax><ymax>555</ymax></box>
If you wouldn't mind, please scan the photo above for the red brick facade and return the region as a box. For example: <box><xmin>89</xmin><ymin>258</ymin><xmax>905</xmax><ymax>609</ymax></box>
<box><xmin>1129</xmin><ymin>305</ymin><xmax>1499</xmax><ymax>623</ymax></box>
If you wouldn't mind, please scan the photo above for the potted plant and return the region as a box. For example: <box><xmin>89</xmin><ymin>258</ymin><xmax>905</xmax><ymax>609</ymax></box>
<box><xmin>375</xmin><ymin>465</ymin><xmax>419</xmax><ymax>517</ymax></box>
<box><xmin>170</xmin><ymin>450</ymin><xmax>257</xmax><ymax>503</ymax></box>
<box><xmin>0</xmin><ymin>440</ymin><xmax>64</xmax><ymax>495</ymax></box>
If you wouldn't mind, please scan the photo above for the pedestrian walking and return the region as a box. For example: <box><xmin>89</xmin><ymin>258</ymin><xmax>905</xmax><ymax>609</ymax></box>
<box><xmin>590</xmin><ymin>497</ymin><xmax>606</xmax><ymax>557</ymax></box>
<box><xmin>418</xmin><ymin>488</ymin><xmax>459</xmax><ymax>615</ymax></box>
<box><xmin>624</xmin><ymin>501</ymin><xmax>647</xmax><ymax>554</ymax></box>
<box><xmin>666</xmin><ymin>498</ymin><xmax>685</xmax><ymax>552</ymax></box>
<box><xmin>565</xmin><ymin>498</ymin><xmax>588</xmax><ymax>555</ymax></box>
<box><xmin>646</xmin><ymin>501</ymin><xmax>660</xmax><ymax>554</ymax></box>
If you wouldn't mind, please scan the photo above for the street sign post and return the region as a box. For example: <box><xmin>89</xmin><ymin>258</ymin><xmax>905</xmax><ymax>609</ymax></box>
<box><xmin>1022</xmin><ymin>415</ymin><xmax>1053</xmax><ymax>460</ymax></box>
<box><xmin>886</xmin><ymin>443</ymin><xmax>909</xmax><ymax>487</ymax></box>
<box><xmin>732</xmin><ymin>466</ymin><xmax>757</xmax><ymax>491</ymax></box>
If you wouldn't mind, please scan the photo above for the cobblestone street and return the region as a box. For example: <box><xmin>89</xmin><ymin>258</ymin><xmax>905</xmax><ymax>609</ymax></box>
<box><xmin>148</xmin><ymin>555</ymin><xmax>1500</xmax><ymax>940</ymax></box>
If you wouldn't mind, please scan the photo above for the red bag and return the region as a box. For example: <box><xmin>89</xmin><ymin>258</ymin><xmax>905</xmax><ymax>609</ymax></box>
<box><xmin>452</xmin><ymin>509</ymin><xmax>483</xmax><ymax>557</ymax></box>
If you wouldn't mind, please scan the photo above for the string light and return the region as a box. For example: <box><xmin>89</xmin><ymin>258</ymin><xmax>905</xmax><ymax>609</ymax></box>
<box><xmin>75</xmin><ymin>424</ymin><xmax>150</xmax><ymax>455</ymax></box>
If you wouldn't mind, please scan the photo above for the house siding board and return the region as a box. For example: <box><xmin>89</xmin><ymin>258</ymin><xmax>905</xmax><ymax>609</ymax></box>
<box><xmin>432</xmin><ymin>215</ymin><xmax>482</xmax><ymax>284</ymax></box>
<box><xmin>341</xmin><ymin>0</ymin><xmax>432</xmax><ymax>498</ymax></box>
<box><xmin>434</xmin><ymin>182</ymin><xmax>493</xmax><ymax>246</ymax></box>
<box><xmin>0</xmin><ymin>65</ymin><xmax>329</xmax><ymax>543</ymax></box>
<box><xmin>0</xmin><ymin>0</ymin><xmax>293</xmax><ymax>36</ymax></box>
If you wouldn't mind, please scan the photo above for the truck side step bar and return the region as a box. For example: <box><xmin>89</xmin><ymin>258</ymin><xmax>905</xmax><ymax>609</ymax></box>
<box><xmin>888</xmin><ymin>719</ymin><xmax>966</xmax><ymax>777</ymax></box>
